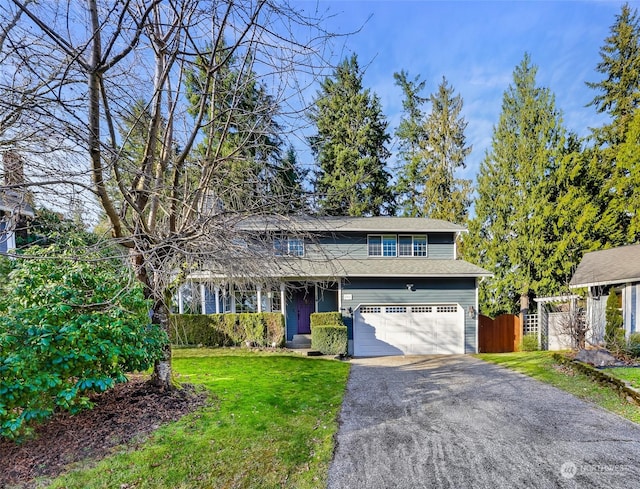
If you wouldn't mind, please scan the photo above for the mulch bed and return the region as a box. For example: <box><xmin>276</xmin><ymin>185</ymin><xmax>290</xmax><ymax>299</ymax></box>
<box><xmin>0</xmin><ymin>376</ymin><xmax>209</xmax><ymax>488</ymax></box>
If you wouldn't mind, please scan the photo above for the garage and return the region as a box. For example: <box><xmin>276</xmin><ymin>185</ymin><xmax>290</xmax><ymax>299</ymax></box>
<box><xmin>353</xmin><ymin>304</ymin><xmax>465</xmax><ymax>356</ymax></box>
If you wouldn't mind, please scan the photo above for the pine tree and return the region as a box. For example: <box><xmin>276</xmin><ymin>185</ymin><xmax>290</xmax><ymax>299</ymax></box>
<box><xmin>308</xmin><ymin>55</ymin><xmax>394</xmax><ymax>216</ymax></box>
<box><xmin>186</xmin><ymin>45</ymin><xmax>285</xmax><ymax>211</ymax></box>
<box><xmin>421</xmin><ymin>77</ymin><xmax>472</xmax><ymax>223</ymax></box>
<box><xmin>586</xmin><ymin>3</ymin><xmax>640</xmax><ymax>247</ymax></box>
<box><xmin>587</xmin><ymin>2</ymin><xmax>640</xmax><ymax>145</ymax></box>
<box><xmin>394</xmin><ymin>74</ymin><xmax>471</xmax><ymax>222</ymax></box>
<box><xmin>466</xmin><ymin>54</ymin><xmax>565</xmax><ymax>316</ymax></box>
<box><xmin>393</xmin><ymin>71</ymin><xmax>427</xmax><ymax>216</ymax></box>
<box><xmin>270</xmin><ymin>145</ymin><xmax>309</xmax><ymax>214</ymax></box>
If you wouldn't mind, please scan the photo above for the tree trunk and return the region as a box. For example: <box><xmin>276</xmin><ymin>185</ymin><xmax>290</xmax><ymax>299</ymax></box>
<box><xmin>132</xmin><ymin>250</ymin><xmax>173</xmax><ymax>390</ymax></box>
<box><xmin>149</xmin><ymin>299</ymin><xmax>173</xmax><ymax>389</ymax></box>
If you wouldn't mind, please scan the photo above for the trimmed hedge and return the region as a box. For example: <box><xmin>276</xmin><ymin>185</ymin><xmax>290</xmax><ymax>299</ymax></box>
<box><xmin>310</xmin><ymin>312</ymin><xmax>344</xmax><ymax>328</ymax></box>
<box><xmin>312</xmin><ymin>325</ymin><xmax>348</xmax><ymax>355</ymax></box>
<box><xmin>170</xmin><ymin>312</ymin><xmax>285</xmax><ymax>347</ymax></box>
<box><xmin>310</xmin><ymin>312</ymin><xmax>347</xmax><ymax>355</ymax></box>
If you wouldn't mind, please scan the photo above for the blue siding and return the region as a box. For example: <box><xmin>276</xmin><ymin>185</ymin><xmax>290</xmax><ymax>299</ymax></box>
<box><xmin>317</xmin><ymin>286</ymin><xmax>338</xmax><ymax>312</ymax></box>
<box><xmin>305</xmin><ymin>232</ymin><xmax>456</xmax><ymax>260</ymax></box>
<box><xmin>428</xmin><ymin>233</ymin><xmax>455</xmax><ymax>259</ymax></box>
<box><xmin>340</xmin><ymin>277</ymin><xmax>477</xmax><ymax>353</ymax></box>
<box><xmin>306</xmin><ymin>234</ymin><xmax>367</xmax><ymax>259</ymax></box>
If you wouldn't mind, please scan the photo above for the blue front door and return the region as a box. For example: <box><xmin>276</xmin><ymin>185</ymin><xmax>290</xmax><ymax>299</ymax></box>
<box><xmin>296</xmin><ymin>291</ymin><xmax>314</xmax><ymax>334</ymax></box>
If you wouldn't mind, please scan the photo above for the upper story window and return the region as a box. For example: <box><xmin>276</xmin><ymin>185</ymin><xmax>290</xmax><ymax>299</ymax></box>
<box><xmin>368</xmin><ymin>235</ymin><xmax>397</xmax><ymax>257</ymax></box>
<box><xmin>275</xmin><ymin>237</ymin><xmax>304</xmax><ymax>257</ymax></box>
<box><xmin>369</xmin><ymin>234</ymin><xmax>428</xmax><ymax>257</ymax></box>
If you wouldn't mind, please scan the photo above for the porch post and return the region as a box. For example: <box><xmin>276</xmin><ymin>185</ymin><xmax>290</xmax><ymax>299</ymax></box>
<box><xmin>280</xmin><ymin>283</ymin><xmax>286</xmax><ymax>315</ymax></box>
<box><xmin>230</xmin><ymin>283</ymin><xmax>236</xmax><ymax>313</ymax></box>
<box><xmin>338</xmin><ymin>279</ymin><xmax>343</xmax><ymax>311</ymax></box>
<box><xmin>257</xmin><ymin>285</ymin><xmax>262</xmax><ymax>313</ymax></box>
<box><xmin>214</xmin><ymin>286</ymin><xmax>220</xmax><ymax>314</ymax></box>
<box><xmin>315</xmin><ymin>283</ymin><xmax>319</xmax><ymax>313</ymax></box>
<box><xmin>537</xmin><ymin>299</ymin><xmax>543</xmax><ymax>350</ymax></box>
<box><xmin>200</xmin><ymin>282</ymin><xmax>207</xmax><ymax>314</ymax></box>
<box><xmin>177</xmin><ymin>285</ymin><xmax>184</xmax><ymax>314</ymax></box>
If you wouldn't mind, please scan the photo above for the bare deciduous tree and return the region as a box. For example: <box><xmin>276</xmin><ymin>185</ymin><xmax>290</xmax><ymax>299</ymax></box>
<box><xmin>0</xmin><ymin>0</ymin><xmax>335</xmax><ymax>388</ymax></box>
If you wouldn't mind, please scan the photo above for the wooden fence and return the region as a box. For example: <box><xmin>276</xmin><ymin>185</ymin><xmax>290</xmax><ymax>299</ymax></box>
<box><xmin>478</xmin><ymin>314</ymin><xmax>522</xmax><ymax>353</ymax></box>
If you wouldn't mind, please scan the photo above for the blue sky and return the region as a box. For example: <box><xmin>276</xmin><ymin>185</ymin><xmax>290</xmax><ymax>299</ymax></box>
<box><xmin>291</xmin><ymin>0</ymin><xmax>632</xmax><ymax>181</ymax></box>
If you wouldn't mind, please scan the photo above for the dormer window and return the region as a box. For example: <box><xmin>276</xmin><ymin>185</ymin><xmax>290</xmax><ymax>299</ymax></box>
<box><xmin>275</xmin><ymin>237</ymin><xmax>304</xmax><ymax>257</ymax></box>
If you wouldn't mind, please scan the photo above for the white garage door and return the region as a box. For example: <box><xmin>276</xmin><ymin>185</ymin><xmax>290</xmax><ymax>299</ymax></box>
<box><xmin>354</xmin><ymin>304</ymin><xmax>465</xmax><ymax>356</ymax></box>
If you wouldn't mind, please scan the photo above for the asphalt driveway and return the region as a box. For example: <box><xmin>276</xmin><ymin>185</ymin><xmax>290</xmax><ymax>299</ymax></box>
<box><xmin>328</xmin><ymin>355</ymin><xmax>640</xmax><ymax>489</ymax></box>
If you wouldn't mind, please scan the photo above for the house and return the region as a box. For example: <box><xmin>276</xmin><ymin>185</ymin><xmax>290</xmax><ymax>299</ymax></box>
<box><xmin>0</xmin><ymin>190</ymin><xmax>33</xmax><ymax>254</ymax></box>
<box><xmin>1</xmin><ymin>151</ymin><xmax>34</xmax><ymax>254</ymax></box>
<box><xmin>569</xmin><ymin>244</ymin><xmax>640</xmax><ymax>342</ymax></box>
<box><xmin>184</xmin><ymin>216</ymin><xmax>491</xmax><ymax>356</ymax></box>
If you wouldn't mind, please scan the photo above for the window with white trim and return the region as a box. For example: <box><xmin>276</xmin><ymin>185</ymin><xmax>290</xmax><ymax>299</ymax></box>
<box><xmin>368</xmin><ymin>235</ymin><xmax>397</xmax><ymax>256</ymax></box>
<box><xmin>274</xmin><ymin>237</ymin><xmax>304</xmax><ymax>257</ymax></box>
<box><xmin>374</xmin><ymin>234</ymin><xmax>428</xmax><ymax>257</ymax></box>
<box><xmin>235</xmin><ymin>291</ymin><xmax>258</xmax><ymax>313</ymax></box>
<box><xmin>413</xmin><ymin>236</ymin><xmax>427</xmax><ymax>256</ymax></box>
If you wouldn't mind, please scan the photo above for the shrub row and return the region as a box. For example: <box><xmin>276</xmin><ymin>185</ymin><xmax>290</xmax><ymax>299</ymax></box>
<box><xmin>310</xmin><ymin>312</ymin><xmax>348</xmax><ymax>355</ymax></box>
<box><xmin>170</xmin><ymin>313</ymin><xmax>285</xmax><ymax>347</ymax></box>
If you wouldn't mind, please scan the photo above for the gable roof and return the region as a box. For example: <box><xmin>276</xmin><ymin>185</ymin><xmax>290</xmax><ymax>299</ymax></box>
<box><xmin>569</xmin><ymin>243</ymin><xmax>640</xmax><ymax>288</ymax></box>
<box><xmin>238</xmin><ymin>215</ymin><xmax>466</xmax><ymax>233</ymax></box>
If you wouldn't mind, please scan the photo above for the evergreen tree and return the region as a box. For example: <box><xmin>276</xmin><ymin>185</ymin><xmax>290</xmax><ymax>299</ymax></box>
<box><xmin>393</xmin><ymin>70</ymin><xmax>427</xmax><ymax>216</ymax></box>
<box><xmin>466</xmin><ymin>54</ymin><xmax>565</xmax><ymax>316</ymax></box>
<box><xmin>394</xmin><ymin>74</ymin><xmax>471</xmax><ymax>222</ymax></box>
<box><xmin>421</xmin><ymin>77</ymin><xmax>472</xmax><ymax>223</ymax></box>
<box><xmin>587</xmin><ymin>2</ymin><xmax>640</xmax><ymax>145</ymax></box>
<box><xmin>270</xmin><ymin>145</ymin><xmax>309</xmax><ymax>213</ymax></box>
<box><xmin>586</xmin><ymin>3</ymin><xmax>640</xmax><ymax>247</ymax></box>
<box><xmin>186</xmin><ymin>45</ymin><xmax>286</xmax><ymax>211</ymax></box>
<box><xmin>308</xmin><ymin>55</ymin><xmax>393</xmax><ymax>216</ymax></box>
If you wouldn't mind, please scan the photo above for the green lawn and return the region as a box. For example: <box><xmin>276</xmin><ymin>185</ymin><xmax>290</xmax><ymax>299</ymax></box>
<box><xmin>45</xmin><ymin>348</ymin><xmax>350</xmax><ymax>489</ymax></box>
<box><xmin>603</xmin><ymin>367</ymin><xmax>640</xmax><ymax>390</ymax></box>
<box><xmin>476</xmin><ymin>351</ymin><xmax>640</xmax><ymax>424</ymax></box>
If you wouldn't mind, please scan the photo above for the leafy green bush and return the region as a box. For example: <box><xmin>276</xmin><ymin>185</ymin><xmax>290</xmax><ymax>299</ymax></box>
<box><xmin>263</xmin><ymin>312</ymin><xmax>286</xmax><ymax>347</ymax></box>
<box><xmin>310</xmin><ymin>312</ymin><xmax>344</xmax><ymax>328</ymax></box>
<box><xmin>627</xmin><ymin>332</ymin><xmax>640</xmax><ymax>358</ymax></box>
<box><xmin>0</xmin><ymin>246</ymin><xmax>165</xmax><ymax>439</ymax></box>
<box><xmin>170</xmin><ymin>313</ymin><xmax>285</xmax><ymax>347</ymax></box>
<box><xmin>241</xmin><ymin>313</ymin><xmax>265</xmax><ymax>345</ymax></box>
<box><xmin>521</xmin><ymin>333</ymin><xmax>539</xmax><ymax>351</ymax></box>
<box><xmin>311</xmin><ymin>325</ymin><xmax>348</xmax><ymax>355</ymax></box>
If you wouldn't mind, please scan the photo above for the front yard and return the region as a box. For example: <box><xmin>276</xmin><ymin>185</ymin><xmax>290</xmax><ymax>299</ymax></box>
<box><xmin>42</xmin><ymin>349</ymin><xmax>350</xmax><ymax>489</ymax></box>
<box><xmin>477</xmin><ymin>351</ymin><xmax>640</xmax><ymax>424</ymax></box>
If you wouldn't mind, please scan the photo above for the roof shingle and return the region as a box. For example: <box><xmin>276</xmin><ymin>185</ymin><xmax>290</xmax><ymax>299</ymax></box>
<box><xmin>569</xmin><ymin>244</ymin><xmax>640</xmax><ymax>288</ymax></box>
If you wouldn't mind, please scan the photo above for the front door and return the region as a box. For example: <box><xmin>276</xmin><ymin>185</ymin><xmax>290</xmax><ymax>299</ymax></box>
<box><xmin>295</xmin><ymin>290</ymin><xmax>315</xmax><ymax>334</ymax></box>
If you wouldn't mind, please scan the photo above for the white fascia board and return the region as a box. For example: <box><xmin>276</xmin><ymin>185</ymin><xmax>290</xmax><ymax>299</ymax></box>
<box><xmin>569</xmin><ymin>278</ymin><xmax>640</xmax><ymax>289</ymax></box>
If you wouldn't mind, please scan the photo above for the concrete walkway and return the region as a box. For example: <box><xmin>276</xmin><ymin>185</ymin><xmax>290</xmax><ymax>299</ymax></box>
<box><xmin>328</xmin><ymin>355</ymin><xmax>640</xmax><ymax>489</ymax></box>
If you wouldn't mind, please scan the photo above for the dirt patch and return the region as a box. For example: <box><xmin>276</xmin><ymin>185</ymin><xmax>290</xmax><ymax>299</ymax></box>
<box><xmin>0</xmin><ymin>375</ymin><xmax>209</xmax><ymax>488</ymax></box>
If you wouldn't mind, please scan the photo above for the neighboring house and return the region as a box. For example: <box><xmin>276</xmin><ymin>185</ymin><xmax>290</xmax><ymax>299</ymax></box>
<box><xmin>569</xmin><ymin>244</ymin><xmax>640</xmax><ymax>342</ymax></box>
<box><xmin>0</xmin><ymin>190</ymin><xmax>34</xmax><ymax>254</ymax></box>
<box><xmin>184</xmin><ymin>216</ymin><xmax>491</xmax><ymax>356</ymax></box>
